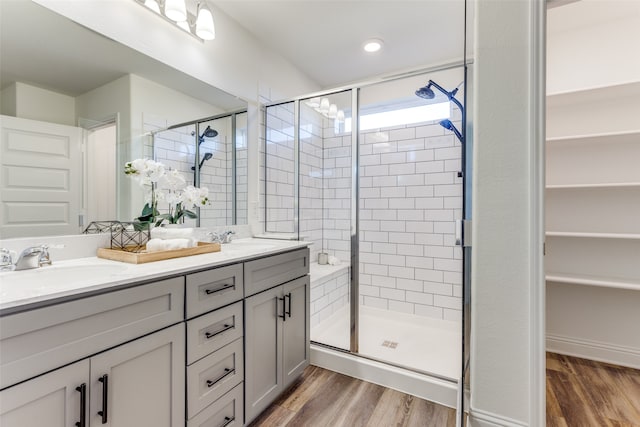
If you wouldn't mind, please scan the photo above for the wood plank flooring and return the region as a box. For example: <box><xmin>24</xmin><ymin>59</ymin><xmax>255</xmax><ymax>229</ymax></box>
<box><xmin>249</xmin><ymin>354</ymin><xmax>640</xmax><ymax>427</ymax></box>
<box><xmin>546</xmin><ymin>353</ymin><xmax>640</xmax><ymax>427</ymax></box>
<box><xmin>247</xmin><ymin>366</ymin><xmax>457</xmax><ymax>427</ymax></box>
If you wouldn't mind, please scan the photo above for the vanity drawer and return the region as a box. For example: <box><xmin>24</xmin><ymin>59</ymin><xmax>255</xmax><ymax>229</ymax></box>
<box><xmin>244</xmin><ymin>248</ymin><xmax>309</xmax><ymax>296</ymax></box>
<box><xmin>187</xmin><ymin>301</ymin><xmax>243</xmax><ymax>365</ymax></box>
<box><xmin>186</xmin><ymin>264</ymin><xmax>244</xmax><ymax>319</ymax></box>
<box><xmin>187</xmin><ymin>382</ymin><xmax>244</xmax><ymax>427</ymax></box>
<box><xmin>187</xmin><ymin>338</ymin><xmax>244</xmax><ymax>418</ymax></box>
<box><xmin>0</xmin><ymin>277</ymin><xmax>184</xmax><ymax>389</ymax></box>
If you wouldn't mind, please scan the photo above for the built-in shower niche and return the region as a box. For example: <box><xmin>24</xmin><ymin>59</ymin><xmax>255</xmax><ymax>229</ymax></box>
<box><xmin>152</xmin><ymin>111</ymin><xmax>248</xmax><ymax>227</ymax></box>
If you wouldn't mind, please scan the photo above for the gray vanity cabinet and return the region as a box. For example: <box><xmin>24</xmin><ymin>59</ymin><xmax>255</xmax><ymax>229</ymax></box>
<box><xmin>244</xmin><ymin>274</ymin><xmax>310</xmax><ymax>424</ymax></box>
<box><xmin>0</xmin><ymin>324</ymin><xmax>184</xmax><ymax>427</ymax></box>
<box><xmin>0</xmin><ymin>359</ymin><xmax>89</xmax><ymax>427</ymax></box>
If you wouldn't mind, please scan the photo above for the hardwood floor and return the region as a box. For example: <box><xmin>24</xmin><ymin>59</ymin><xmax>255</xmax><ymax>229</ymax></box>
<box><xmin>247</xmin><ymin>366</ymin><xmax>457</xmax><ymax>427</ymax></box>
<box><xmin>546</xmin><ymin>353</ymin><xmax>640</xmax><ymax>427</ymax></box>
<box><xmin>249</xmin><ymin>354</ymin><xmax>640</xmax><ymax>427</ymax></box>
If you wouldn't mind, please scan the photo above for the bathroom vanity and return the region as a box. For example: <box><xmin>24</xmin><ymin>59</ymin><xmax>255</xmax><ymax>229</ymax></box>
<box><xmin>0</xmin><ymin>239</ymin><xmax>310</xmax><ymax>427</ymax></box>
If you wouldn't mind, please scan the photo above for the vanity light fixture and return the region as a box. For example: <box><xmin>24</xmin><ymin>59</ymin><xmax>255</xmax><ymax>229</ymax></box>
<box><xmin>305</xmin><ymin>97</ymin><xmax>345</xmax><ymax>124</ymax></box>
<box><xmin>363</xmin><ymin>38</ymin><xmax>383</xmax><ymax>53</ymax></box>
<box><xmin>134</xmin><ymin>0</ymin><xmax>216</xmax><ymax>42</ymax></box>
<box><xmin>328</xmin><ymin>104</ymin><xmax>338</xmax><ymax>119</ymax></box>
<box><xmin>319</xmin><ymin>98</ymin><xmax>330</xmax><ymax>114</ymax></box>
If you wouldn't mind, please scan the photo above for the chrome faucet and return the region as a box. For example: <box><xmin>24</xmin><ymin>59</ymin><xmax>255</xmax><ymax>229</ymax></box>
<box><xmin>13</xmin><ymin>244</ymin><xmax>60</xmax><ymax>271</ymax></box>
<box><xmin>206</xmin><ymin>231</ymin><xmax>235</xmax><ymax>244</ymax></box>
<box><xmin>220</xmin><ymin>231</ymin><xmax>235</xmax><ymax>244</ymax></box>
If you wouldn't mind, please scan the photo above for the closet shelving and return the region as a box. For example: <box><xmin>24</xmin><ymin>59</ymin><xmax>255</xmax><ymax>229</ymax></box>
<box><xmin>545</xmin><ymin>81</ymin><xmax>640</xmax><ymax>292</ymax></box>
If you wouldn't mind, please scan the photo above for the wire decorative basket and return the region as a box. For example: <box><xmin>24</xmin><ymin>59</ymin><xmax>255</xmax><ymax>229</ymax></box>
<box><xmin>83</xmin><ymin>221</ymin><xmax>151</xmax><ymax>253</ymax></box>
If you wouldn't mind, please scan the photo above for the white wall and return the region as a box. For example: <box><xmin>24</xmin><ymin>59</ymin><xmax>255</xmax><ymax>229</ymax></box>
<box><xmin>470</xmin><ymin>1</ymin><xmax>545</xmax><ymax>426</ymax></box>
<box><xmin>1</xmin><ymin>82</ymin><xmax>75</xmax><ymax>126</ymax></box>
<box><xmin>547</xmin><ymin>0</ymin><xmax>640</xmax><ymax>94</ymax></box>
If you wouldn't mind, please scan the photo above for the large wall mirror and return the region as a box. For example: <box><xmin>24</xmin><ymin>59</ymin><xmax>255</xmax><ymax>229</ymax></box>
<box><xmin>0</xmin><ymin>0</ymin><xmax>248</xmax><ymax>239</ymax></box>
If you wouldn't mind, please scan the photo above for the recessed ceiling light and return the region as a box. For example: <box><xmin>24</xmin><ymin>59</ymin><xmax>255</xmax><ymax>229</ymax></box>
<box><xmin>363</xmin><ymin>39</ymin><xmax>383</xmax><ymax>53</ymax></box>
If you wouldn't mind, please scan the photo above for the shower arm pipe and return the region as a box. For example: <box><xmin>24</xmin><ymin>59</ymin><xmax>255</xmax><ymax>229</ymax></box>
<box><xmin>426</xmin><ymin>80</ymin><xmax>465</xmax><ymax>114</ymax></box>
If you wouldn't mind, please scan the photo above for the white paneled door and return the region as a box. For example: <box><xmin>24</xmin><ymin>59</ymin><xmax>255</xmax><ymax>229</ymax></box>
<box><xmin>0</xmin><ymin>115</ymin><xmax>82</xmax><ymax>238</ymax></box>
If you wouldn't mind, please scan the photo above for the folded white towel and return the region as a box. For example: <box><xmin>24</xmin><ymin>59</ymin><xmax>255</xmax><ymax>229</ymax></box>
<box><xmin>146</xmin><ymin>238</ymin><xmax>195</xmax><ymax>252</ymax></box>
<box><xmin>150</xmin><ymin>227</ymin><xmax>195</xmax><ymax>240</ymax></box>
<box><xmin>328</xmin><ymin>256</ymin><xmax>341</xmax><ymax>266</ymax></box>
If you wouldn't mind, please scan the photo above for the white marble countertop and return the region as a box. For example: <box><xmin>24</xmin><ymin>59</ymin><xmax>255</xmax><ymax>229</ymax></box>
<box><xmin>0</xmin><ymin>238</ymin><xmax>310</xmax><ymax>314</ymax></box>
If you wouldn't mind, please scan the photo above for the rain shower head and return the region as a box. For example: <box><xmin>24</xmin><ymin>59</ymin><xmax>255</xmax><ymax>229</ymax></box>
<box><xmin>415</xmin><ymin>84</ymin><xmax>435</xmax><ymax>99</ymax></box>
<box><xmin>198</xmin><ymin>126</ymin><xmax>218</xmax><ymax>144</ymax></box>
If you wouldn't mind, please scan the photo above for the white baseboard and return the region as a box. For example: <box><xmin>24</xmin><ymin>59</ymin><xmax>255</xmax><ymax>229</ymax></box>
<box><xmin>546</xmin><ymin>334</ymin><xmax>640</xmax><ymax>369</ymax></box>
<box><xmin>468</xmin><ymin>408</ymin><xmax>529</xmax><ymax>427</ymax></box>
<box><xmin>310</xmin><ymin>344</ymin><xmax>458</xmax><ymax>408</ymax></box>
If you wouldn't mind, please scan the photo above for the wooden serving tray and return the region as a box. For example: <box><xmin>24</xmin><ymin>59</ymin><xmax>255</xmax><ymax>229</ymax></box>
<box><xmin>97</xmin><ymin>242</ymin><xmax>221</xmax><ymax>264</ymax></box>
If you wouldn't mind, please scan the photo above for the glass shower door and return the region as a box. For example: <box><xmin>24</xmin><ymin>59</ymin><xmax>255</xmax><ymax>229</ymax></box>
<box><xmin>357</xmin><ymin>72</ymin><xmax>464</xmax><ymax>379</ymax></box>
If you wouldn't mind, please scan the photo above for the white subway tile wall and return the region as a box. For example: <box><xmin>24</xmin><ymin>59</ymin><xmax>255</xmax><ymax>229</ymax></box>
<box><xmin>358</xmin><ymin>111</ymin><xmax>463</xmax><ymax>322</ymax></box>
<box><xmin>310</xmin><ymin>266</ymin><xmax>350</xmax><ymax>328</ymax></box>
<box><xmin>262</xmin><ymin>99</ymin><xmax>463</xmax><ymax>322</ymax></box>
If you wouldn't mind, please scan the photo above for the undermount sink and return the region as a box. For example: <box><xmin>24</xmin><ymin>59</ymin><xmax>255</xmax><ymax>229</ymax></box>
<box><xmin>0</xmin><ymin>263</ymin><xmax>129</xmax><ymax>287</ymax></box>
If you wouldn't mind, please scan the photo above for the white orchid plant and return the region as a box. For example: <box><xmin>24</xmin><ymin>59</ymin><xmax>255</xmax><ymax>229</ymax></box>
<box><xmin>125</xmin><ymin>159</ymin><xmax>209</xmax><ymax>227</ymax></box>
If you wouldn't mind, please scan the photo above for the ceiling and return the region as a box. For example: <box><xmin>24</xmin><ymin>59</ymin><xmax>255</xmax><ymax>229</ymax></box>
<box><xmin>0</xmin><ymin>0</ymin><xmax>245</xmax><ymax>110</ymax></box>
<box><xmin>213</xmin><ymin>0</ymin><xmax>466</xmax><ymax>88</ymax></box>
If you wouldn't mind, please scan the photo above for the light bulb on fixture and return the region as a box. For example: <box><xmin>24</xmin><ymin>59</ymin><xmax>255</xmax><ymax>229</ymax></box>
<box><xmin>307</xmin><ymin>97</ymin><xmax>321</xmax><ymax>108</ymax></box>
<box><xmin>319</xmin><ymin>98</ymin><xmax>330</xmax><ymax>114</ymax></box>
<box><xmin>196</xmin><ymin>4</ymin><xmax>216</xmax><ymax>40</ymax></box>
<box><xmin>164</xmin><ymin>0</ymin><xmax>187</xmax><ymax>22</ymax></box>
<box><xmin>336</xmin><ymin>110</ymin><xmax>345</xmax><ymax>123</ymax></box>
<box><xmin>328</xmin><ymin>104</ymin><xmax>338</xmax><ymax>119</ymax></box>
<box><xmin>144</xmin><ymin>0</ymin><xmax>160</xmax><ymax>14</ymax></box>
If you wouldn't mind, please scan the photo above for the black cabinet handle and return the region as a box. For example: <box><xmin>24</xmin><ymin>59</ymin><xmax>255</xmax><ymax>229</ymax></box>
<box><xmin>97</xmin><ymin>374</ymin><xmax>108</xmax><ymax>424</ymax></box>
<box><xmin>285</xmin><ymin>292</ymin><xmax>292</xmax><ymax>318</ymax></box>
<box><xmin>206</xmin><ymin>368</ymin><xmax>235</xmax><ymax>388</ymax></box>
<box><xmin>205</xmin><ymin>283</ymin><xmax>234</xmax><ymax>295</ymax></box>
<box><xmin>75</xmin><ymin>383</ymin><xmax>86</xmax><ymax>427</ymax></box>
<box><xmin>221</xmin><ymin>416</ymin><xmax>235</xmax><ymax>427</ymax></box>
<box><xmin>278</xmin><ymin>296</ymin><xmax>286</xmax><ymax>321</ymax></box>
<box><xmin>205</xmin><ymin>323</ymin><xmax>234</xmax><ymax>340</ymax></box>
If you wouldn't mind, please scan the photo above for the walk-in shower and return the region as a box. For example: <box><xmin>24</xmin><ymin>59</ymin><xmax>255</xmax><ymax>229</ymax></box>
<box><xmin>263</xmin><ymin>67</ymin><xmax>468</xmax><ymax>406</ymax></box>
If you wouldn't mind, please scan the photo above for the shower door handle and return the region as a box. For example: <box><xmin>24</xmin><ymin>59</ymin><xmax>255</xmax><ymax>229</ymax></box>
<box><xmin>455</xmin><ymin>220</ymin><xmax>463</xmax><ymax>246</ymax></box>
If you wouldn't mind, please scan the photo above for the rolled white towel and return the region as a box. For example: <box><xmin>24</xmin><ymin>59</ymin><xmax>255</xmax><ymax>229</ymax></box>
<box><xmin>328</xmin><ymin>256</ymin><xmax>341</xmax><ymax>266</ymax></box>
<box><xmin>150</xmin><ymin>227</ymin><xmax>195</xmax><ymax>240</ymax></box>
<box><xmin>146</xmin><ymin>238</ymin><xmax>195</xmax><ymax>252</ymax></box>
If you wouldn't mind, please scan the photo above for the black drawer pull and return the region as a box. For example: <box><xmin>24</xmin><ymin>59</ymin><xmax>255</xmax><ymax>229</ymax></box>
<box><xmin>205</xmin><ymin>283</ymin><xmax>235</xmax><ymax>295</ymax></box>
<box><xmin>97</xmin><ymin>374</ymin><xmax>108</xmax><ymax>424</ymax></box>
<box><xmin>278</xmin><ymin>296</ymin><xmax>286</xmax><ymax>321</ymax></box>
<box><xmin>75</xmin><ymin>383</ymin><xmax>86</xmax><ymax>427</ymax></box>
<box><xmin>206</xmin><ymin>368</ymin><xmax>235</xmax><ymax>388</ymax></box>
<box><xmin>285</xmin><ymin>292</ymin><xmax>292</xmax><ymax>318</ymax></box>
<box><xmin>221</xmin><ymin>416</ymin><xmax>235</xmax><ymax>427</ymax></box>
<box><xmin>205</xmin><ymin>323</ymin><xmax>234</xmax><ymax>340</ymax></box>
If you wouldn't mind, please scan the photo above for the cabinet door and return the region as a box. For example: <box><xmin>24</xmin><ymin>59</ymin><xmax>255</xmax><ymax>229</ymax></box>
<box><xmin>90</xmin><ymin>324</ymin><xmax>185</xmax><ymax>427</ymax></box>
<box><xmin>282</xmin><ymin>276</ymin><xmax>310</xmax><ymax>389</ymax></box>
<box><xmin>244</xmin><ymin>286</ymin><xmax>283</xmax><ymax>424</ymax></box>
<box><xmin>0</xmin><ymin>359</ymin><xmax>89</xmax><ymax>427</ymax></box>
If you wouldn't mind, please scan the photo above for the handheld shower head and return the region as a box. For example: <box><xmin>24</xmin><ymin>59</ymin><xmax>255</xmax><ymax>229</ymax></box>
<box><xmin>439</xmin><ymin>119</ymin><xmax>463</xmax><ymax>144</ymax></box>
<box><xmin>415</xmin><ymin>84</ymin><xmax>435</xmax><ymax>99</ymax></box>
<box><xmin>192</xmin><ymin>152</ymin><xmax>214</xmax><ymax>170</ymax></box>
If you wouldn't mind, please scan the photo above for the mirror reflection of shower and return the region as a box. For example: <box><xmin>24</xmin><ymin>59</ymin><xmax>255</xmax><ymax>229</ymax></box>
<box><xmin>191</xmin><ymin>126</ymin><xmax>217</xmax><ymax>182</ymax></box>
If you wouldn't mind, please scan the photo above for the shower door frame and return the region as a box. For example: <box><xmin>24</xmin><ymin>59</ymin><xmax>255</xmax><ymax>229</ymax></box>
<box><xmin>263</xmin><ymin>60</ymin><xmax>470</xmax><ymax>368</ymax></box>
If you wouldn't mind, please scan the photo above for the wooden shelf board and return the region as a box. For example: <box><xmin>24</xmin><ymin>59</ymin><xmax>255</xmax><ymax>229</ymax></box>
<box><xmin>545</xmin><ymin>232</ymin><xmax>640</xmax><ymax>240</ymax></box>
<box><xmin>546</xmin><ymin>182</ymin><xmax>640</xmax><ymax>190</ymax></box>
<box><xmin>546</xmin><ymin>273</ymin><xmax>640</xmax><ymax>291</ymax></box>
